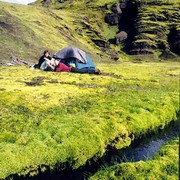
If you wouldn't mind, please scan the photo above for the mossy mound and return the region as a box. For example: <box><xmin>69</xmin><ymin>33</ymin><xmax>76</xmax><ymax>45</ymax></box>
<box><xmin>90</xmin><ymin>138</ymin><xmax>179</xmax><ymax>180</ymax></box>
<box><xmin>0</xmin><ymin>61</ymin><xmax>179</xmax><ymax>179</ymax></box>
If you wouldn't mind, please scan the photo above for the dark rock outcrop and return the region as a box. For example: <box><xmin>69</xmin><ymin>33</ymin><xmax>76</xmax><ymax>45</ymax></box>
<box><xmin>105</xmin><ymin>13</ymin><xmax>120</xmax><ymax>26</ymax></box>
<box><xmin>0</xmin><ymin>21</ymin><xmax>13</xmax><ymax>29</ymax></box>
<box><xmin>43</xmin><ymin>0</ymin><xmax>50</xmax><ymax>4</ymax></box>
<box><xmin>92</xmin><ymin>39</ymin><xmax>109</xmax><ymax>48</ymax></box>
<box><xmin>43</xmin><ymin>0</ymin><xmax>67</xmax><ymax>5</ymax></box>
<box><xmin>58</xmin><ymin>0</ymin><xmax>68</xmax><ymax>3</ymax></box>
<box><xmin>124</xmin><ymin>3</ymin><xmax>179</xmax><ymax>56</ymax></box>
<box><xmin>120</xmin><ymin>0</ymin><xmax>131</xmax><ymax>9</ymax></box>
<box><xmin>168</xmin><ymin>27</ymin><xmax>180</xmax><ymax>55</ymax></box>
<box><xmin>10</xmin><ymin>56</ymin><xmax>30</xmax><ymax>65</ymax></box>
<box><xmin>157</xmin><ymin>41</ymin><xmax>168</xmax><ymax>50</ymax></box>
<box><xmin>104</xmin><ymin>0</ymin><xmax>179</xmax><ymax>57</ymax></box>
<box><xmin>159</xmin><ymin>50</ymin><xmax>176</xmax><ymax>59</ymax></box>
<box><xmin>128</xmin><ymin>41</ymin><xmax>154</xmax><ymax>55</ymax></box>
<box><xmin>111</xmin><ymin>3</ymin><xmax>122</xmax><ymax>14</ymax></box>
<box><xmin>0</xmin><ymin>56</ymin><xmax>30</xmax><ymax>66</ymax></box>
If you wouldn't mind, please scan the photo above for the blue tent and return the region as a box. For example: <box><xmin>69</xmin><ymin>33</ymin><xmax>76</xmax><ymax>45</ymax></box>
<box><xmin>53</xmin><ymin>47</ymin><xmax>95</xmax><ymax>70</ymax></box>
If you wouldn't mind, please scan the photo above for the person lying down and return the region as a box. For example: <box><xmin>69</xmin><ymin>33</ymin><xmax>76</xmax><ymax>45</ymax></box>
<box><xmin>41</xmin><ymin>58</ymin><xmax>100</xmax><ymax>75</ymax></box>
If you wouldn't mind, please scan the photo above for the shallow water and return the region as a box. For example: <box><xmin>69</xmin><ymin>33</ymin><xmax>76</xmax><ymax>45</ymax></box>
<box><xmin>106</xmin><ymin>130</ymin><xmax>178</xmax><ymax>165</ymax></box>
<box><xmin>15</xmin><ymin>123</ymin><xmax>179</xmax><ymax>180</ymax></box>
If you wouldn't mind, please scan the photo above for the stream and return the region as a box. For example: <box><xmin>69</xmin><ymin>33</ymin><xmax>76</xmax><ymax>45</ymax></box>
<box><xmin>15</xmin><ymin>121</ymin><xmax>179</xmax><ymax>180</ymax></box>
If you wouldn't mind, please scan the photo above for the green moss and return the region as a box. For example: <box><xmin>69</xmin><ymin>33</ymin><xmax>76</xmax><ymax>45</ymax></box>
<box><xmin>0</xmin><ymin>61</ymin><xmax>179</xmax><ymax>178</ymax></box>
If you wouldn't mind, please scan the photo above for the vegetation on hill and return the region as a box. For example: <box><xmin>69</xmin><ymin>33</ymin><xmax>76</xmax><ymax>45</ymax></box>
<box><xmin>127</xmin><ymin>2</ymin><xmax>180</xmax><ymax>58</ymax></box>
<box><xmin>0</xmin><ymin>1</ymin><xmax>121</xmax><ymax>62</ymax></box>
<box><xmin>1</xmin><ymin>0</ymin><xmax>179</xmax><ymax>63</ymax></box>
<box><xmin>34</xmin><ymin>0</ymin><xmax>180</xmax><ymax>59</ymax></box>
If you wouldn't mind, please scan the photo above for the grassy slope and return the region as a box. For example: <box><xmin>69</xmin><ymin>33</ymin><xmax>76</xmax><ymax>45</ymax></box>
<box><xmin>1</xmin><ymin>0</ymin><xmax>179</xmax><ymax>62</ymax></box>
<box><xmin>34</xmin><ymin>0</ymin><xmax>180</xmax><ymax>58</ymax></box>
<box><xmin>0</xmin><ymin>61</ymin><xmax>179</xmax><ymax>178</ymax></box>
<box><xmin>90</xmin><ymin>138</ymin><xmax>179</xmax><ymax>180</ymax></box>
<box><xmin>0</xmin><ymin>2</ymin><xmax>108</xmax><ymax>62</ymax></box>
<box><xmin>0</xmin><ymin>1</ymin><xmax>122</xmax><ymax>63</ymax></box>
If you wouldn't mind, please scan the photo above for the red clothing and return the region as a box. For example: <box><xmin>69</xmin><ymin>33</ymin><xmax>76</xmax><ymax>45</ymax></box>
<box><xmin>55</xmin><ymin>62</ymin><xmax>71</xmax><ymax>72</ymax></box>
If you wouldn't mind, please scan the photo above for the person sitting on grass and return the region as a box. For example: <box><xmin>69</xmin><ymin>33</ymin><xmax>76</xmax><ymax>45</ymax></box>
<box><xmin>43</xmin><ymin>58</ymin><xmax>100</xmax><ymax>75</ymax></box>
<box><xmin>33</xmin><ymin>50</ymin><xmax>52</xmax><ymax>69</ymax></box>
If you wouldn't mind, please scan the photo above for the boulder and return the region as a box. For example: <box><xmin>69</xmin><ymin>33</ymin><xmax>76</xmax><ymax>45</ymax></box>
<box><xmin>115</xmin><ymin>31</ymin><xmax>128</xmax><ymax>44</ymax></box>
<box><xmin>105</xmin><ymin>13</ymin><xmax>120</xmax><ymax>26</ymax></box>
<box><xmin>111</xmin><ymin>3</ymin><xmax>122</xmax><ymax>14</ymax></box>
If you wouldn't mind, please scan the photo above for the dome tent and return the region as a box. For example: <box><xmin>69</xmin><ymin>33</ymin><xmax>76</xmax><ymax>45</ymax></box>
<box><xmin>53</xmin><ymin>46</ymin><xmax>96</xmax><ymax>70</ymax></box>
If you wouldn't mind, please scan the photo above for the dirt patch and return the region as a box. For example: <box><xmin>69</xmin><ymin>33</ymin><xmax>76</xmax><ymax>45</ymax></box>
<box><xmin>0</xmin><ymin>21</ymin><xmax>13</xmax><ymax>29</ymax></box>
<box><xmin>25</xmin><ymin>76</ymin><xmax>45</xmax><ymax>86</ymax></box>
<box><xmin>59</xmin><ymin>81</ymin><xmax>101</xmax><ymax>89</ymax></box>
<box><xmin>101</xmin><ymin>72</ymin><xmax>123</xmax><ymax>79</ymax></box>
<box><xmin>48</xmin><ymin>79</ymin><xmax>59</xmax><ymax>84</ymax></box>
<box><xmin>0</xmin><ymin>88</ymin><xmax>6</xmax><ymax>91</ymax></box>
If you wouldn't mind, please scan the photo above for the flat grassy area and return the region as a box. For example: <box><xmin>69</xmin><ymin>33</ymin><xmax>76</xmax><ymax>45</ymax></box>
<box><xmin>0</xmin><ymin>61</ymin><xmax>179</xmax><ymax>179</ymax></box>
<box><xmin>90</xmin><ymin>138</ymin><xmax>179</xmax><ymax>180</ymax></box>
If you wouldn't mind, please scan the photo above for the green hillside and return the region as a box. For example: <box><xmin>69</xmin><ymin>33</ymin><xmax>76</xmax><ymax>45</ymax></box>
<box><xmin>0</xmin><ymin>0</ymin><xmax>179</xmax><ymax>179</ymax></box>
<box><xmin>0</xmin><ymin>1</ymin><xmax>122</xmax><ymax>63</ymax></box>
<box><xmin>1</xmin><ymin>0</ymin><xmax>179</xmax><ymax>63</ymax></box>
<box><xmin>34</xmin><ymin>0</ymin><xmax>180</xmax><ymax>59</ymax></box>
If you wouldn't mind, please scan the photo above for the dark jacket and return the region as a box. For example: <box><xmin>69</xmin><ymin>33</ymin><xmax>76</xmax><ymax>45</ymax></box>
<box><xmin>34</xmin><ymin>55</ymin><xmax>52</xmax><ymax>69</ymax></box>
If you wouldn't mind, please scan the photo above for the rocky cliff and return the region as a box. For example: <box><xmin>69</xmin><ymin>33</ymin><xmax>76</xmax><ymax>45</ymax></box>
<box><xmin>103</xmin><ymin>0</ymin><xmax>179</xmax><ymax>58</ymax></box>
